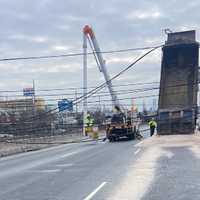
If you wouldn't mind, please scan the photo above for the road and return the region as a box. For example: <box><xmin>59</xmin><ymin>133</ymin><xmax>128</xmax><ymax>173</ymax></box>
<box><xmin>1</xmin><ymin>132</ymin><xmax>200</xmax><ymax>200</ymax></box>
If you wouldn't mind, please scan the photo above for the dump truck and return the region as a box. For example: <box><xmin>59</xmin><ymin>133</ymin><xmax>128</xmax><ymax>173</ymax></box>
<box><xmin>157</xmin><ymin>30</ymin><xmax>199</xmax><ymax>135</ymax></box>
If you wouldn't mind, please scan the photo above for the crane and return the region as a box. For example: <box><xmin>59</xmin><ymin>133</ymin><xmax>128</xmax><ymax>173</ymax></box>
<box><xmin>83</xmin><ymin>25</ymin><xmax>139</xmax><ymax>141</ymax></box>
<box><xmin>83</xmin><ymin>25</ymin><xmax>121</xmax><ymax>112</ymax></box>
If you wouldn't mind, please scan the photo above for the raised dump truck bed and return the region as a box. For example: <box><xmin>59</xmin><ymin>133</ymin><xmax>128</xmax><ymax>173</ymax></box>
<box><xmin>158</xmin><ymin>30</ymin><xmax>199</xmax><ymax>135</ymax></box>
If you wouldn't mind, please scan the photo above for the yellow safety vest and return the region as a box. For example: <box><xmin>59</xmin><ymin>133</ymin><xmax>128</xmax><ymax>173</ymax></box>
<box><xmin>149</xmin><ymin>120</ymin><xmax>157</xmax><ymax>127</ymax></box>
<box><xmin>85</xmin><ymin>117</ymin><xmax>94</xmax><ymax>127</ymax></box>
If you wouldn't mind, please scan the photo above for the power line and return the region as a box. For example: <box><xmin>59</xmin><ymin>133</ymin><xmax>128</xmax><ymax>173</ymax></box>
<box><xmin>2</xmin><ymin>44</ymin><xmax>197</xmax><ymax>127</ymax></box>
<box><xmin>0</xmin><ymin>85</ymin><xmax>196</xmax><ymax>115</ymax></box>
<box><xmin>0</xmin><ymin>86</ymin><xmax>158</xmax><ymax>98</ymax></box>
<box><xmin>74</xmin><ymin>46</ymin><xmax>162</xmax><ymax>105</ymax></box>
<box><xmin>0</xmin><ymin>81</ymin><xmax>159</xmax><ymax>93</ymax></box>
<box><xmin>0</xmin><ymin>78</ymin><xmax>191</xmax><ymax>94</ymax></box>
<box><xmin>2</xmin><ymin>46</ymin><xmax>161</xmax><ymax>125</ymax></box>
<box><xmin>0</xmin><ymin>45</ymin><xmax>162</xmax><ymax>62</ymax></box>
<box><xmin>1</xmin><ymin>88</ymin><xmax>198</xmax><ymax>136</ymax></box>
<box><xmin>38</xmin><ymin>46</ymin><xmax>162</xmax><ymax>119</ymax></box>
<box><xmin>0</xmin><ymin>80</ymin><xmax>199</xmax><ymax>104</ymax></box>
<box><xmin>2</xmin><ymin>78</ymin><xmax>191</xmax><ymax>94</ymax></box>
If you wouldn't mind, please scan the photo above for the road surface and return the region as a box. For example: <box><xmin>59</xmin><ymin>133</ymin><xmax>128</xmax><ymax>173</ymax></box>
<box><xmin>1</xmin><ymin>132</ymin><xmax>200</xmax><ymax>200</ymax></box>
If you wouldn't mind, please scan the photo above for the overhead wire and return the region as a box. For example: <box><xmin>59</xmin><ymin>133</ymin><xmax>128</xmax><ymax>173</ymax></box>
<box><xmin>0</xmin><ymin>45</ymin><xmax>162</xmax><ymax>62</ymax></box>
<box><xmin>0</xmin><ymin>81</ymin><xmax>159</xmax><ymax>93</ymax></box>
<box><xmin>0</xmin><ymin>80</ymin><xmax>197</xmax><ymax>99</ymax></box>
<box><xmin>0</xmin><ymin>80</ymin><xmax>199</xmax><ymax>110</ymax></box>
<box><xmin>0</xmin><ymin>45</ymin><xmax>162</xmax><ymax>134</ymax></box>
<box><xmin>0</xmin><ymin>77</ymin><xmax>191</xmax><ymax>94</ymax></box>
<box><xmin>0</xmin><ymin>37</ymin><xmax>198</xmax><ymax>141</ymax></box>
<box><xmin>1</xmin><ymin>43</ymin><xmax>197</xmax><ymax>135</ymax></box>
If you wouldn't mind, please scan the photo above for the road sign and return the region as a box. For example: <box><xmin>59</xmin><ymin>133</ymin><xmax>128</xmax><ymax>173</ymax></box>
<box><xmin>58</xmin><ymin>99</ymin><xmax>73</xmax><ymax>112</ymax></box>
<box><xmin>23</xmin><ymin>88</ymin><xmax>34</xmax><ymax>96</ymax></box>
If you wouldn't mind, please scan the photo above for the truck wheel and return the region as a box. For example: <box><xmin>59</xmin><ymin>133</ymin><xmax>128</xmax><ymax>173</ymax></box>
<box><xmin>128</xmin><ymin>134</ymin><xmax>135</xmax><ymax>140</ymax></box>
<box><xmin>109</xmin><ymin>136</ymin><xmax>113</xmax><ymax>142</ymax></box>
<box><xmin>109</xmin><ymin>136</ymin><xmax>117</xmax><ymax>142</ymax></box>
<box><xmin>113</xmin><ymin>136</ymin><xmax>117</xmax><ymax>142</ymax></box>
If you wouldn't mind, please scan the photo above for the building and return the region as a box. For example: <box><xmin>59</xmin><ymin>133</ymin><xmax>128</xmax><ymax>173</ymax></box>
<box><xmin>0</xmin><ymin>98</ymin><xmax>45</xmax><ymax>113</ymax></box>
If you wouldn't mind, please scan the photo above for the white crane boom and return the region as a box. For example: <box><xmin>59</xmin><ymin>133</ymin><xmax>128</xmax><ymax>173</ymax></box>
<box><xmin>83</xmin><ymin>25</ymin><xmax>121</xmax><ymax>111</ymax></box>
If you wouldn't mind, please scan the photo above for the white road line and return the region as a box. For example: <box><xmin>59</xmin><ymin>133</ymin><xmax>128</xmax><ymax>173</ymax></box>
<box><xmin>55</xmin><ymin>163</ymin><xmax>74</xmax><ymax>167</ymax></box>
<box><xmin>83</xmin><ymin>182</ymin><xmax>107</xmax><ymax>200</ymax></box>
<box><xmin>134</xmin><ymin>148</ymin><xmax>141</xmax><ymax>155</ymax></box>
<box><xmin>30</xmin><ymin>169</ymin><xmax>61</xmax><ymax>173</ymax></box>
<box><xmin>0</xmin><ymin>143</ymin><xmax>77</xmax><ymax>162</ymax></box>
<box><xmin>61</xmin><ymin>150</ymin><xmax>83</xmax><ymax>158</ymax></box>
<box><xmin>0</xmin><ymin>148</ymin><xmax>90</xmax><ymax>179</ymax></box>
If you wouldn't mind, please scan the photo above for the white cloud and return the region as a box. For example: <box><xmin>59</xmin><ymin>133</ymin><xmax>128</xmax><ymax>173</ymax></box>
<box><xmin>51</xmin><ymin>45</ymin><xmax>72</xmax><ymax>51</ymax></box>
<box><xmin>32</xmin><ymin>36</ymin><xmax>49</xmax><ymax>43</ymax></box>
<box><xmin>0</xmin><ymin>0</ymin><xmax>199</xmax><ymax>107</ymax></box>
<box><xmin>60</xmin><ymin>14</ymin><xmax>86</xmax><ymax>22</ymax></box>
<box><xmin>9</xmin><ymin>34</ymin><xmax>49</xmax><ymax>43</ymax></box>
<box><xmin>127</xmin><ymin>10</ymin><xmax>162</xmax><ymax>20</ymax></box>
<box><xmin>57</xmin><ymin>24</ymin><xmax>70</xmax><ymax>31</ymax></box>
<box><xmin>106</xmin><ymin>56</ymin><xmax>137</xmax><ymax>64</ymax></box>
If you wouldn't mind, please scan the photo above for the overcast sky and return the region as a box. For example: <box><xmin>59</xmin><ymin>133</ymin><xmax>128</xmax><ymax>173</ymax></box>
<box><xmin>0</xmin><ymin>0</ymin><xmax>199</xmax><ymax>109</ymax></box>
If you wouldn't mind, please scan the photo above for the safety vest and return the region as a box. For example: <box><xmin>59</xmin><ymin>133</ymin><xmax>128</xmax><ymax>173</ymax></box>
<box><xmin>149</xmin><ymin>120</ymin><xmax>157</xmax><ymax>127</ymax></box>
<box><xmin>89</xmin><ymin>118</ymin><xmax>94</xmax><ymax>126</ymax></box>
<box><xmin>85</xmin><ymin>117</ymin><xmax>94</xmax><ymax>127</ymax></box>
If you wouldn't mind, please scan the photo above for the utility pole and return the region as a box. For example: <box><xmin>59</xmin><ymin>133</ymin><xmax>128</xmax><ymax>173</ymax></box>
<box><xmin>75</xmin><ymin>89</ymin><xmax>78</xmax><ymax>114</ymax></box>
<box><xmin>32</xmin><ymin>80</ymin><xmax>36</xmax><ymax>116</ymax></box>
<box><xmin>143</xmin><ymin>99</ymin><xmax>147</xmax><ymax>113</ymax></box>
<box><xmin>83</xmin><ymin>30</ymin><xmax>87</xmax><ymax>136</ymax></box>
<box><xmin>98</xmin><ymin>95</ymin><xmax>101</xmax><ymax>111</ymax></box>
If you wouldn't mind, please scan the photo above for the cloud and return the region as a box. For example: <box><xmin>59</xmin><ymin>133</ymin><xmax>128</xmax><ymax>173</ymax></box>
<box><xmin>127</xmin><ymin>10</ymin><xmax>162</xmax><ymax>20</ymax></box>
<box><xmin>51</xmin><ymin>45</ymin><xmax>72</xmax><ymax>51</ymax></box>
<box><xmin>0</xmin><ymin>0</ymin><xmax>199</xmax><ymax>110</ymax></box>
<box><xmin>9</xmin><ymin>34</ymin><xmax>49</xmax><ymax>43</ymax></box>
<box><xmin>106</xmin><ymin>56</ymin><xmax>135</xmax><ymax>64</ymax></box>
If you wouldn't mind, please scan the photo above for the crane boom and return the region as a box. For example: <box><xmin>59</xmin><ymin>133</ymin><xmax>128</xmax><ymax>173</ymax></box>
<box><xmin>83</xmin><ymin>25</ymin><xmax>121</xmax><ymax>111</ymax></box>
<box><xmin>82</xmin><ymin>25</ymin><xmax>142</xmax><ymax>141</ymax></box>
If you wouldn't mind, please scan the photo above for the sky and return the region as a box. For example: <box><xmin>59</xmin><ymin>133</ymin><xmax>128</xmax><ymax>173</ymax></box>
<box><xmin>0</xmin><ymin>0</ymin><xmax>200</xmax><ymax>110</ymax></box>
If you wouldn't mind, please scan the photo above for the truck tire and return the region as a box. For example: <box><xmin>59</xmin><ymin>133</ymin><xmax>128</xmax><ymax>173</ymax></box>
<box><xmin>109</xmin><ymin>136</ymin><xmax>114</xmax><ymax>142</ymax></box>
<box><xmin>128</xmin><ymin>134</ymin><xmax>135</xmax><ymax>140</ymax></box>
<box><xmin>109</xmin><ymin>136</ymin><xmax>117</xmax><ymax>142</ymax></box>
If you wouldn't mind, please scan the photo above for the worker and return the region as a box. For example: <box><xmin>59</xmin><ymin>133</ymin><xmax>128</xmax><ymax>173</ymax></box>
<box><xmin>148</xmin><ymin>118</ymin><xmax>157</xmax><ymax>136</ymax></box>
<box><xmin>85</xmin><ymin>114</ymin><xmax>91</xmax><ymax>127</ymax></box>
<box><xmin>85</xmin><ymin>114</ymin><xmax>94</xmax><ymax>136</ymax></box>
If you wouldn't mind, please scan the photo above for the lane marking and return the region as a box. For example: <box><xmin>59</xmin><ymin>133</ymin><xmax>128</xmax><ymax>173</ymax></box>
<box><xmin>61</xmin><ymin>151</ymin><xmax>81</xmax><ymax>158</ymax></box>
<box><xmin>55</xmin><ymin>163</ymin><xmax>74</xmax><ymax>167</ymax></box>
<box><xmin>0</xmin><ymin>147</ymin><xmax>92</xmax><ymax>178</ymax></box>
<box><xmin>83</xmin><ymin>182</ymin><xmax>107</xmax><ymax>200</ymax></box>
<box><xmin>30</xmin><ymin>169</ymin><xmax>61</xmax><ymax>173</ymax></box>
<box><xmin>134</xmin><ymin>148</ymin><xmax>141</xmax><ymax>155</ymax></box>
<box><xmin>60</xmin><ymin>147</ymin><xmax>92</xmax><ymax>159</ymax></box>
<box><xmin>0</xmin><ymin>142</ymin><xmax>77</xmax><ymax>162</ymax></box>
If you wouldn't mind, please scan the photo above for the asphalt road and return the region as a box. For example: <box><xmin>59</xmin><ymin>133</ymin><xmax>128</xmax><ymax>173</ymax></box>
<box><xmin>0</xmin><ymin>130</ymin><xmax>150</xmax><ymax>200</ymax></box>
<box><xmin>1</xmin><ymin>131</ymin><xmax>200</xmax><ymax>200</ymax></box>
